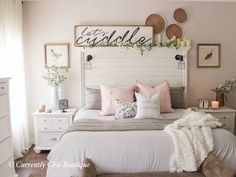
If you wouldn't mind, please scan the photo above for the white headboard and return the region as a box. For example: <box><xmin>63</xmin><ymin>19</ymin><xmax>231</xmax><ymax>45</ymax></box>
<box><xmin>80</xmin><ymin>47</ymin><xmax>190</xmax><ymax>107</ymax></box>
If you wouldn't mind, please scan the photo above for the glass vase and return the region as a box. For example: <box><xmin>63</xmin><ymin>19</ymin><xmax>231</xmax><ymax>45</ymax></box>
<box><xmin>215</xmin><ymin>91</ymin><xmax>225</xmax><ymax>106</ymax></box>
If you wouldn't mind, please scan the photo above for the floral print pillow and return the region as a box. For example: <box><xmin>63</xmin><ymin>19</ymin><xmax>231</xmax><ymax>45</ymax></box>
<box><xmin>115</xmin><ymin>99</ymin><xmax>137</xmax><ymax>119</ymax></box>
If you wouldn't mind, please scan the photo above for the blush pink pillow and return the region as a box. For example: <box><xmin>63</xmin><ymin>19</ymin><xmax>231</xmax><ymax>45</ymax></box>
<box><xmin>100</xmin><ymin>83</ymin><xmax>135</xmax><ymax>116</ymax></box>
<box><xmin>137</xmin><ymin>81</ymin><xmax>175</xmax><ymax>113</ymax></box>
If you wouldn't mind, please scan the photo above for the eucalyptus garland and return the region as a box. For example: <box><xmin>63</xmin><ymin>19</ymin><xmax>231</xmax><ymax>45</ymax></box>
<box><xmin>86</xmin><ymin>40</ymin><xmax>179</xmax><ymax>56</ymax></box>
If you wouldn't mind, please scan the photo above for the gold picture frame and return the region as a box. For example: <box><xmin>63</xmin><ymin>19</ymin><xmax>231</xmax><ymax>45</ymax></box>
<box><xmin>45</xmin><ymin>43</ymin><xmax>69</xmax><ymax>68</ymax></box>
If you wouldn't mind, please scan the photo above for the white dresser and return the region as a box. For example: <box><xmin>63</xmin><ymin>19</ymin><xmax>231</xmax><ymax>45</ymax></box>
<box><xmin>33</xmin><ymin>108</ymin><xmax>77</xmax><ymax>153</ymax></box>
<box><xmin>0</xmin><ymin>78</ymin><xmax>16</xmax><ymax>177</ymax></box>
<box><xmin>191</xmin><ymin>106</ymin><xmax>236</xmax><ymax>135</ymax></box>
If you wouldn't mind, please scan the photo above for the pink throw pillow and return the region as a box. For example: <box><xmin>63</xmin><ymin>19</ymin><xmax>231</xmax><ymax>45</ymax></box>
<box><xmin>136</xmin><ymin>80</ymin><xmax>175</xmax><ymax>113</ymax></box>
<box><xmin>100</xmin><ymin>83</ymin><xmax>135</xmax><ymax>116</ymax></box>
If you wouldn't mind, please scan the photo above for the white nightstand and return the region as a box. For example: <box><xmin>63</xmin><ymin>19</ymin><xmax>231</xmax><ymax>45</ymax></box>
<box><xmin>191</xmin><ymin>106</ymin><xmax>236</xmax><ymax>135</ymax></box>
<box><xmin>32</xmin><ymin>108</ymin><xmax>77</xmax><ymax>153</ymax></box>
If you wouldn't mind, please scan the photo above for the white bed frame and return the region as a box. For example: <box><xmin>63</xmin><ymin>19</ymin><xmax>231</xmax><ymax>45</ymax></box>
<box><xmin>80</xmin><ymin>47</ymin><xmax>191</xmax><ymax>107</ymax></box>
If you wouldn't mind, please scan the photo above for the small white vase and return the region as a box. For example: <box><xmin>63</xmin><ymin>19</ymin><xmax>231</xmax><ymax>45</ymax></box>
<box><xmin>50</xmin><ymin>86</ymin><xmax>59</xmax><ymax>110</ymax></box>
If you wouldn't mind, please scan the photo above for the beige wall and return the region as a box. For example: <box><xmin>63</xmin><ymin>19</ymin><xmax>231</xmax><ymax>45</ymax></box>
<box><xmin>23</xmin><ymin>0</ymin><xmax>236</xmax><ymax>142</ymax></box>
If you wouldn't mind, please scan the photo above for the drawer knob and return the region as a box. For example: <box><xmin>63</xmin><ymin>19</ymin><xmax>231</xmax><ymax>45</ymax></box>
<box><xmin>44</xmin><ymin>120</ymin><xmax>47</xmax><ymax>122</ymax></box>
<box><xmin>50</xmin><ymin>137</ymin><xmax>57</xmax><ymax>141</ymax></box>
<box><xmin>223</xmin><ymin>124</ymin><xmax>226</xmax><ymax>127</ymax></box>
<box><xmin>59</xmin><ymin>120</ymin><xmax>62</xmax><ymax>122</ymax></box>
<box><xmin>223</xmin><ymin>117</ymin><xmax>226</xmax><ymax>119</ymax></box>
<box><xmin>44</xmin><ymin>127</ymin><xmax>47</xmax><ymax>130</ymax></box>
<box><xmin>59</xmin><ymin>127</ymin><xmax>62</xmax><ymax>130</ymax></box>
<box><xmin>1</xmin><ymin>87</ymin><xmax>4</xmax><ymax>90</ymax></box>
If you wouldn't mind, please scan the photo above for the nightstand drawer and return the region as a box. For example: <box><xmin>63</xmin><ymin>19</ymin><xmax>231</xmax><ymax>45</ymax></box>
<box><xmin>211</xmin><ymin>113</ymin><xmax>234</xmax><ymax>119</ymax></box>
<box><xmin>0</xmin><ymin>117</ymin><xmax>11</xmax><ymax>142</ymax></box>
<box><xmin>52</xmin><ymin>117</ymin><xmax>68</xmax><ymax>123</ymax></box>
<box><xmin>38</xmin><ymin>133</ymin><xmax>61</xmax><ymax>147</ymax></box>
<box><xmin>38</xmin><ymin>124</ymin><xmax>68</xmax><ymax>132</ymax></box>
<box><xmin>210</xmin><ymin>113</ymin><xmax>235</xmax><ymax>133</ymax></box>
<box><xmin>0</xmin><ymin>82</ymin><xmax>8</xmax><ymax>95</ymax></box>
<box><xmin>38</xmin><ymin>117</ymin><xmax>53</xmax><ymax>123</ymax></box>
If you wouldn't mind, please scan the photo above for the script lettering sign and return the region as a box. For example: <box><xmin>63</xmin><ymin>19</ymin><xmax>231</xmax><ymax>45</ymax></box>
<box><xmin>74</xmin><ymin>25</ymin><xmax>153</xmax><ymax>47</ymax></box>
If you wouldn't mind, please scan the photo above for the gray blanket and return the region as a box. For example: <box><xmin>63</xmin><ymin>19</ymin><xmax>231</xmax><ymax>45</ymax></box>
<box><xmin>61</xmin><ymin>118</ymin><xmax>176</xmax><ymax>139</ymax></box>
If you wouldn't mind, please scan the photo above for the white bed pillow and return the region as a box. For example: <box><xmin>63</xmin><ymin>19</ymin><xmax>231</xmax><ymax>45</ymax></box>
<box><xmin>135</xmin><ymin>92</ymin><xmax>161</xmax><ymax>119</ymax></box>
<box><xmin>115</xmin><ymin>99</ymin><xmax>137</xmax><ymax>119</ymax></box>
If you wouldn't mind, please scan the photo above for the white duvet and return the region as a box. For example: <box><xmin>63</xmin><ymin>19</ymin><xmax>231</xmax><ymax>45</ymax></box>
<box><xmin>46</xmin><ymin>109</ymin><xmax>236</xmax><ymax>177</ymax></box>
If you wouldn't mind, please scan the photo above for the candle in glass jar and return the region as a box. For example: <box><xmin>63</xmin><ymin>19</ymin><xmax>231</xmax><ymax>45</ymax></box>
<box><xmin>212</xmin><ymin>101</ymin><xmax>219</xmax><ymax>109</ymax></box>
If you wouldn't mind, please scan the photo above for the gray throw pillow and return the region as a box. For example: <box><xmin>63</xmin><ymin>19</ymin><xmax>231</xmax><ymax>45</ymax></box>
<box><xmin>135</xmin><ymin>92</ymin><xmax>161</xmax><ymax>119</ymax></box>
<box><xmin>85</xmin><ymin>87</ymin><xmax>101</xmax><ymax>110</ymax></box>
<box><xmin>115</xmin><ymin>99</ymin><xmax>137</xmax><ymax>119</ymax></box>
<box><xmin>170</xmin><ymin>87</ymin><xmax>185</xmax><ymax>109</ymax></box>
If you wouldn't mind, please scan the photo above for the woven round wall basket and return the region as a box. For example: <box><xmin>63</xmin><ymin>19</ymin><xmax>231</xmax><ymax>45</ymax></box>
<box><xmin>173</xmin><ymin>8</ymin><xmax>188</xmax><ymax>23</ymax></box>
<box><xmin>145</xmin><ymin>14</ymin><xmax>166</xmax><ymax>34</ymax></box>
<box><xmin>166</xmin><ymin>24</ymin><xmax>183</xmax><ymax>39</ymax></box>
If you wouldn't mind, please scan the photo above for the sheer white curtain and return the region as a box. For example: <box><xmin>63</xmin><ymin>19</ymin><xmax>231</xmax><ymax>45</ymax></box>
<box><xmin>0</xmin><ymin>0</ymin><xmax>30</xmax><ymax>158</ymax></box>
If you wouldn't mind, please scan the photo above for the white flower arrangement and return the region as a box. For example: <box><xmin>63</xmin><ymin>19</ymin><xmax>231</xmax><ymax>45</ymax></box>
<box><xmin>42</xmin><ymin>67</ymin><xmax>69</xmax><ymax>87</ymax></box>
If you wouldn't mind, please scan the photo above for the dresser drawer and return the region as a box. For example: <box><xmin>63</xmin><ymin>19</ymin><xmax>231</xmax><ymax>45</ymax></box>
<box><xmin>38</xmin><ymin>133</ymin><xmax>61</xmax><ymax>147</ymax></box>
<box><xmin>0</xmin><ymin>95</ymin><xmax>9</xmax><ymax>118</ymax></box>
<box><xmin>0</xmin><ymin>158</ymin><xmax>14</xmax><ymax>177</ymax></box>
<box><xmin>0</xmin><ymin>117</ymin><xmax>11</xmax><ymax>142</ymax></box>
<box><xmin>0</xmin><ymin>138</ymin><xmax>12</xmax><ymax>166</ymax></box>
<box><xmin>0</xmin><ymin>82</ymin><xmax>8</xmax><ymax>95</ymax></box>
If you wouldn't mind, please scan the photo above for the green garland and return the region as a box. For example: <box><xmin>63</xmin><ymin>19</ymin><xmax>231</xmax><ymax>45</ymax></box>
<box><xmin>86</xmin><ymin>40</ymin><xmax>179</xmax><ymax>55</ymax></box>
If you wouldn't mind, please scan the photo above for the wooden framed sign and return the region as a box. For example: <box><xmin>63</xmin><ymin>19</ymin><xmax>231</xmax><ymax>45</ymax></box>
<box><xmin>74</xmin><ymin>25</ymin><xmax>154</xmax><ymax>47</ymax></box>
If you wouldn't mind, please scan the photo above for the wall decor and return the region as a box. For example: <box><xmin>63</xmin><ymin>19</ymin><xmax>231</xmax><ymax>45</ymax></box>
<box><xmin>45</xmin><ymin>43</ymin><xmax>69</xmax><ymax>68</ymax></box>
<box><xmin>198</xmin><ymin>99</ymin><xmax>209</xmax><ymax>109</ymax></box>
<box><xmin>74</xmin><ymin>25</ymin><xmax>153</xmax><ymax>47</ymax></box>
<box><xmin>197</xmin><ymin>44</ymin><xmax>221</xmax><ymax>68</ymax></box>
<box><xmin>166</xmin><ymin>24</ymin><xmax>183</xmax><ymax>39</ymax></box>
<box><xmin>145</xmin><ymin>14</ymin><xmax>166</xmax><ymax>34</ymax></box>
<box><xmin>173</xmin><ymin>8</ymin><xmax>188</xmax><ymax>23</ymax></box>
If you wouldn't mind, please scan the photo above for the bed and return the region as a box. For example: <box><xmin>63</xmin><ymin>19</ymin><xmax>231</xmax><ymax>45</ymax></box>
<box><xmin>47</xmin><ymin>47</ymin><xmax>236</xmax><ymax>177</ymax></box>
<box><xmin>47</xmin><ymin>108</ymin><xmax>236</xmax><ymax>177</ymax></box>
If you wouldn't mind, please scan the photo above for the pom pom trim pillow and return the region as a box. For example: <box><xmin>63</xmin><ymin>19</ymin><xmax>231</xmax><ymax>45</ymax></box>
<box><xmin>136</xmin><ymin>80</ymin><xmax>174</xmax><ymax>113</ymax></box>
<box><xmin>100</xmin><ymin>83</ymin><xmax>136</xmax><ymax>116</ymax></box>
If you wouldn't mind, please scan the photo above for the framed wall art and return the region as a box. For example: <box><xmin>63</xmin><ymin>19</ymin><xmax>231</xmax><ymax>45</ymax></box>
<box><xmin>74</xmin><ymin>25</ymin><xmax>154</xmax><ymax>47</ymax></box>
<box><xmin>197</xmin><ymin>44</ymin><xmax>221</xmax><ymax>68</ymax></box>
<box><xmin>45</xmin><ymin>43</ymin><xmax>69</xmax><ymax>68</ymax></box>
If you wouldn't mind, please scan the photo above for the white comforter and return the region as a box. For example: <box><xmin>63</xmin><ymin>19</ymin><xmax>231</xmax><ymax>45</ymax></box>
<box><xmin>46</xmin><ymin>110</ymin><xmax>236</xmax><ymax>177</ymax></box>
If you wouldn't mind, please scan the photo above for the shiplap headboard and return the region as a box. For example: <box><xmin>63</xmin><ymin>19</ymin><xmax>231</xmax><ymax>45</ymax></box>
<box><xmin>80</xmin><ymin>47</ymin><xmax>190</xmax><ymax>107</ymax></box>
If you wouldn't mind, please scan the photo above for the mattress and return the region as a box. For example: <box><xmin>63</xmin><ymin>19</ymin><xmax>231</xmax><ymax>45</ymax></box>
<box><xmin>47</xmin><ymin>109</ymin><xmax>236</xmax><ymax>177</ymax></box>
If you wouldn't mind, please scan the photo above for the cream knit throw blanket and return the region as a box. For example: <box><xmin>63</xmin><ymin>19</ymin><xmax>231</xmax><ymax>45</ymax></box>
<box><xmin>164</xmin><ymin>109</ymin><xmax>222</xmax><ymax>173</ymax></box>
